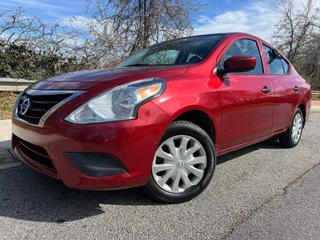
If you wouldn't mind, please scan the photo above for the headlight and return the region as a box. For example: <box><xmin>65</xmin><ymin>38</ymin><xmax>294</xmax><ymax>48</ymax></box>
<box><xmin>65</xmin><ymin>78</ymin><xmax>165</xmax><ymax>124</ymax></box>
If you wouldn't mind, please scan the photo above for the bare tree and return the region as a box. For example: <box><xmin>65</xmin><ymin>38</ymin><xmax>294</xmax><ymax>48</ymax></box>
<box><xmin>0</xmin><ymin>1</ymin><xmax>200</xmax><ymax>78</ymax></box>
<box><xmin>0</xmin><ymin>8</ymin><xmax>84</xmax><ymax>79</ymax></box>
<box><xmin>0</xmin><ymin>8</ymin><xmax>46</xmax><ymax>45</ymax></box>
<box><xmin>273</xmin><ymin>0</ymin><xmax>320</xmax><ymax>63</ymax></box>
<box><xmin>0</xmin><ymin>8</ymin><xmax>72</xmax><ymax>56</ymax></box>
<box><xmin>82</xmin><ymin>0</ymin><xmax>198</xmax><ymax>67</ymax></box>
<box><xmin>273</xmin><ymin>0</ymin><xmax>320</xmax><ymax>87</ymax></box>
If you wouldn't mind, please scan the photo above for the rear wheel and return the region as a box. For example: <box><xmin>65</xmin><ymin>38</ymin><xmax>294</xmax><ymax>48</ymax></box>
<box><xmin>278</xmin><ymin>108</ymin><xmax>304</xmax><ymax>148</ymax></box>
<box><xmin>144</xmin><ymin>121</ymin><xmax>216</xmax><ymax>203</ymax></box>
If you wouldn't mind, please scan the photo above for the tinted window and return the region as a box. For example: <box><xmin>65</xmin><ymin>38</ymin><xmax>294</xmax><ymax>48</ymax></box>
<box><xmin>220</xmin><ymin>39</ymin><xmax>263</xmax><ymax>74</ymax></box>
<box><xmin>262</xmin><ymin>45</ymin><xmax>287</xmax><ymax>75</ymax></box>
<box><xmin>118</xmin><ymin>34</ymin><xmax>225</xmax><ymax>67</ymax></box>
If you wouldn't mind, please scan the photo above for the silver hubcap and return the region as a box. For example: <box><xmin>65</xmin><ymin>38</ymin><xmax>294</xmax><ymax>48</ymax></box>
<box><xmin>152</xmin><ymin>135</ymin><xmax>207</xmax><ymax>193</ymax></box>
<box><xmin>291</xmin><ymin>112</ymin><xmax>303</xmax><ymax>144</ymax></box>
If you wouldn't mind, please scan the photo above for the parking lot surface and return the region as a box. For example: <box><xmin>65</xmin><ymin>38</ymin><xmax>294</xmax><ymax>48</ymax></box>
<box><xmin>0</xmin><ymin>113</ymin><xmax>319</xmax><ymax>240</ymax></box>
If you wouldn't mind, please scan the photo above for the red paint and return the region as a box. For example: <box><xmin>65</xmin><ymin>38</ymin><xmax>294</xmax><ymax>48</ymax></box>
<box><xmin>12</xmin><ymin>33</ymin><xmax>311</xmax><ymax>190</ymax></box>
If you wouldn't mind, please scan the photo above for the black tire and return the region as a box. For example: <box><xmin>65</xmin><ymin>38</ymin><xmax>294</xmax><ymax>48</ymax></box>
<box><xmin>278</xmin><ymin>108</ymin><xmax>304</xmax><ymax>148</ymax></box>
<box><xmin>143</xmin><ymin>120</ymin><xmax>216</xmax><ymax>203</ymax></box>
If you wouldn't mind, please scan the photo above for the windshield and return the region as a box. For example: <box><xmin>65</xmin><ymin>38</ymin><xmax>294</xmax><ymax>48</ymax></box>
<box><xmin>118</xmin><ymin>34</ymin><xmax>225</xmax><ymax>67</ymax></box>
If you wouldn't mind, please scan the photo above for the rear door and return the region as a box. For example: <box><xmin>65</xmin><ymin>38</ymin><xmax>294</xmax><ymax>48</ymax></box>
<box><xmin>218</xmin><ymin>38</ymin><xmax>274</xmax><ymax>149</ymax></box>
<box><xmin>261</xmin><ymin>44</ymin><xmax>299</xmax><ymax>131</ymax></box>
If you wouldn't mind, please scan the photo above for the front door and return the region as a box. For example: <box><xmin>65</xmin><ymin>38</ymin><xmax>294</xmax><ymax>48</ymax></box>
<box><xmin>218</xmin><ymin>38</ymin><xmax>274</xmax><ymax>149</ymax></box>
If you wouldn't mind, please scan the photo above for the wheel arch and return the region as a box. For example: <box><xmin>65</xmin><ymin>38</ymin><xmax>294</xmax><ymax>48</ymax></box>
<box><xmin>297</xmin><ymin>103</ymin><xmax>306</xmax><ymax>127</ymax></box>
<box><xmin>172</xmin><ymin>109</ymin><xmax>216</xmax><ymax>143</ymax></box>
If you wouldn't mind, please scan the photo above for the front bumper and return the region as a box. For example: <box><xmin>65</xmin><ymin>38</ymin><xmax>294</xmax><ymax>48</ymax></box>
<box><xmin>12</xmin><ymin>101</ymin><xmax>170</xmax><ymax>190</ymax></box>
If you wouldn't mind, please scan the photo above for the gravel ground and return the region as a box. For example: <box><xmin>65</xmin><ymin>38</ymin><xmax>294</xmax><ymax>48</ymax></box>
<box><xmin>0</xmin><ymin>113</ymin><xmax>319</xmax><ymax>240</ymax></box>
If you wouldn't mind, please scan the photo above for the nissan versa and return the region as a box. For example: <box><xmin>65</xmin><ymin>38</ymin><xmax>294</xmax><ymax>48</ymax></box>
<box><xmin>12</xmin><ymin>32</ymin><xmax>311</xmax><ymax>203</ymax></box>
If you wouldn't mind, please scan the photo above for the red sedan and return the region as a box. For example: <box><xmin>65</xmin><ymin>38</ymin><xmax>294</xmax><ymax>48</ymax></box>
<box><xmin>12</xmin><ymin>32</ymin><xmax>311</xmax><ymax>203</ymax></box>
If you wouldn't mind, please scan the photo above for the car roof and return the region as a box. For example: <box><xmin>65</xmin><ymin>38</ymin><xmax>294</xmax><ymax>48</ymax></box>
<box><xmin>170</xmin><ymin>32</ymin><xmax>271</xmax><ymax>46</ymax></box>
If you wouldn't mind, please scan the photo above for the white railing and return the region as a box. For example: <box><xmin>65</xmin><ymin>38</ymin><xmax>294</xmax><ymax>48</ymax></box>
<box><xmin>0</xmin><ymin>78</ymin><xmax>36</xmax><ymax>92</ymax></box>
<box><xmin>312</xmin><ymin>91</ymin><xmax>320</xmax><ymax>99</ymax></box>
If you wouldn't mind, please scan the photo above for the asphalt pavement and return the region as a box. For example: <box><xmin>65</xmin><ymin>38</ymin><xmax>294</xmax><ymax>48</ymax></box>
<box><xmin>0</xmin><ymin>113</ymin><xmax>320</xmax><ymax>240</ymax></box>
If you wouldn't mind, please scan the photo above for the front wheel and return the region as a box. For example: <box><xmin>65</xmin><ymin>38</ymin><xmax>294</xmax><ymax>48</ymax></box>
<box><xmin>278</xmin><ymin>108</ymin><xmax>304</xmax><ymax>148</ymax></box>
<box><xmin>144</xmin><ymin>121</ymin><xmax>216</xmax><ymax>203</ymax></box>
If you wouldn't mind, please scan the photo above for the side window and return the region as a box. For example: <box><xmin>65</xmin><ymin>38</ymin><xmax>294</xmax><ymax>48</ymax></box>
<box><xmin>262</xmin><ymin>45</ymin><xmax>287</xmax><ymax>75</ymax></box>
<box><xmin>281</xmin><ymin>59</ymin><xmax>289</xmax><ymax>74</ymax></box>
<box><xmin>220</xmin><ymin>39</ymin><xmax>263</xmax><ymax>74</ymax></box>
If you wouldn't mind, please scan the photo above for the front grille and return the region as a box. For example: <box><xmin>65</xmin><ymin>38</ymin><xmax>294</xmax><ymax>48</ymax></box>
<box><xmin>13</xmin><ymin>135</ymin><xmax>55</xmax><ymax>170</ymax></box>
<box><xmin>16</xmin><ymin>90</ymin><xmax>73</xmax><ymax>125</ymax></box>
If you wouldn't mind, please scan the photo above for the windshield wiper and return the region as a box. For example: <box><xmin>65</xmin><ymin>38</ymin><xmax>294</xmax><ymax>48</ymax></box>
<box><xmin>125</xmin><ymin>63</ymin><xmax>150</xmax><ymax>67</ymax></box>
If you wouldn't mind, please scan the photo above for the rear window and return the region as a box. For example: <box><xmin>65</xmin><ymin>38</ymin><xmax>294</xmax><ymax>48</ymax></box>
<box><xmin>262</xmin><ymin>45</ymin><xmax>289</xmax><ymax>75</ymax></box>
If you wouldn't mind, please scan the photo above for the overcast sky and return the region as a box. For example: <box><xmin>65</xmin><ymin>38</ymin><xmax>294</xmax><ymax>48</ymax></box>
<box><xmin>0</xmin><ymin>0</ymin><xmax>318</xmax><ymax>41</ymax></box>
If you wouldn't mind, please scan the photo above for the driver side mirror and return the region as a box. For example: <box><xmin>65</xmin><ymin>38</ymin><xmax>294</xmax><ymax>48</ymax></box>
<box><xmin>221</xmin><ymin>56</ymin><xmax>256</xmax><ymax>74</ymax></box>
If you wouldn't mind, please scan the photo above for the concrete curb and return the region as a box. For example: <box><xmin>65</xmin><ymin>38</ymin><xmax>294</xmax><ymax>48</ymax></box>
<box><xmin>0</xmin><ymin>147</ymin><xmax>21</xmax><ymax>170</ymax></box>
<box><xmin>312</xmin><ymin>106</ymin><xmax>320</xmax><ymax>112</ymax></box>
<box><xmin>0</xmin><ymin>119</ymin><xmax>11</xmax><ymax>148</ymax></box>
<box><xmin>0</xmin><ymin>119</ymin><xmax>19</xmax><ymax>169</ymax></box>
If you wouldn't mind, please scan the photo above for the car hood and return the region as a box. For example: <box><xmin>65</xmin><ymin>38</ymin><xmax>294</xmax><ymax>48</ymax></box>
<box><xmin>31</xmin><ymin>66</ymin><xmax>188</xmax><ymax>90</ymax></box>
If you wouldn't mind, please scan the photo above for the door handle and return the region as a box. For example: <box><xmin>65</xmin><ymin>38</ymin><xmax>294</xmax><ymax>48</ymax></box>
<box><xmin>293</xmin><ymin>86</ymin><xmax>300</xmax><ymax>92</ymax></box>
<box><xmin>262</xmin><ymin>86</ymin><xmax>272</xmax><ymax>93</ymax></box>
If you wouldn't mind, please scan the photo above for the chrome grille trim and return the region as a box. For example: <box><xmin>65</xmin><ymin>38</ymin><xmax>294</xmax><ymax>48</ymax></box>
<box><xmin>14</xmin><ymin>89</ymin><xmax>84</xmax><ymax>127</ymax></box>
